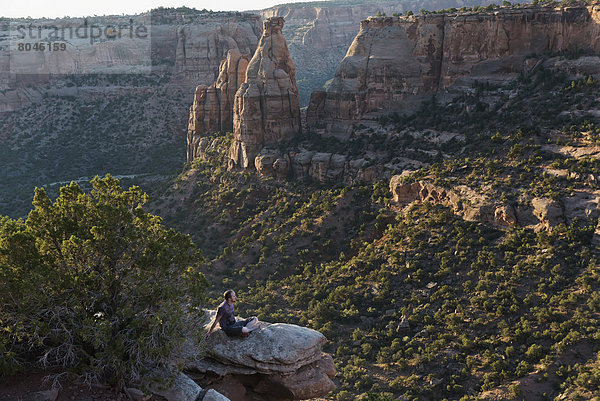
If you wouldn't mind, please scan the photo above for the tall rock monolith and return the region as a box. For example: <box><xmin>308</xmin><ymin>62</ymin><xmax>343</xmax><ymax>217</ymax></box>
<box><xmin>229</xmin><ymin>17</ymin><xmax>301</xmax><ymax>169</ymax></box>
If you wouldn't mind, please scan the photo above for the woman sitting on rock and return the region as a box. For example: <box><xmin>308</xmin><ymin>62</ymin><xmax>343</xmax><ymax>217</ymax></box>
<box><xmin>205</xmin><ymin>290</ymin><xmax>260</xmax><ymax>338</ymax></box>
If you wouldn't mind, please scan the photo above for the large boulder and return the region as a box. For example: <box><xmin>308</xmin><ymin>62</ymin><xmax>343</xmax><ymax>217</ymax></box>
<box><xmin>205</xmin><ymin>322</ymin><xmax>326</xmax><ymax>374</ymax></box>
<box><xmin>186</xmin><ymin>313</ymin><xmax>336</xmax><ymax>400</ymax></box>
<box><xmin>532</xmin><ymin>197</ymin><xmax>565</xmax><ymax>230</ymax></box>
<box><xmin>203</xmin><ymin>389</ymin><xmax>231</xmax><ymax>401</ymax></box>
<box><xmin>148</xmin><ymin>372</ymin><xmax>232</xmax><ymax>401</ymax></box>
<box><xmin>149</xmin><ymin>372</ymin><xmax>203</xmax><ymax>401</ymax></box>
<box><xmin>253</xmin><ymin>354</ymin><xmax>336</xmax><ymax>399</ymax></box>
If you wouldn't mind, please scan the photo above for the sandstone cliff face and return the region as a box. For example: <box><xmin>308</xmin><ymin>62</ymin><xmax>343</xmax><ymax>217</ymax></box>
<box><xmin>229</xmin><ymin>17</ymin><xmax>301</xmax><ymax>169</ymax></box>
<box><xmin>187</xmin><ymin>49</ymin><xmax>249</xmax><ymax>161</ymax></box>
<box><xmin>254</xmin><ymin>147</ymin><xmax>386</xmax><ymax>184</ymax></box>
<box><xmin>307</xmin><ymin>5</ymin><xmax>600</xmax><ymax>135</ymax></box>
<box><xmin>260</xmin><ymin>0</ymin><xmax>496</xmax><ymax>105</ymax></box>
<box><xmin>0</xmin><ymin>11</ymin><xmax>261</xmax><ymax>114</ymax></box>
<box><xmin>170</xmin><ymin>14</ymin><xmax>260</xmax><ymax>83</ymax></box>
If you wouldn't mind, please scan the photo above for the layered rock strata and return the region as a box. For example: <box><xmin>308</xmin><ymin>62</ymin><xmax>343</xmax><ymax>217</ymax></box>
<box><xmin>0</xmin><ymin>11</ymin><xmax>261</xmax><ymax>114</ymax></box>
<box><xmin>228</xmin><ymin>17</ymin><xmax>302</xmax><ymax>169</ymax></box>
<box><xmin>260</xmin><ymin>0</ymin><xmax>497</xmax><ymax>105</ymax></box>
<box><xmin>187</xmin><ymin>49</ymin><xmax>250</xmax><ymax>161</ymax></box>
<box><xmin>186</xmin><ymin>313</ymin><xmax>336</xmax><ymax>400</ymax></box>
<box><xmin>254</xmin><ymin>147</ymin><xmax>383</xmax><ymax>183</ymax></box>
<box><xmin>307</xmin><ymin>5</ymin><xmax>600</xmax><ymax>137</ymax></box>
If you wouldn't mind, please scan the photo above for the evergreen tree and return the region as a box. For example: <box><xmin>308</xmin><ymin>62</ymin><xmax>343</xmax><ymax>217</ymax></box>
<box><xmin>0</xmin><ymin>175</ymin><xmax>207</xmax><ymax>387</ymax></box>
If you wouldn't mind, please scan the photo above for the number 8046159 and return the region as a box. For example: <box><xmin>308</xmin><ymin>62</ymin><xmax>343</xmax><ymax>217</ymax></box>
<box><xmin>17</xmin><ymin>42</ymin><xmax>67</xmax><ymax>51</ymax></box>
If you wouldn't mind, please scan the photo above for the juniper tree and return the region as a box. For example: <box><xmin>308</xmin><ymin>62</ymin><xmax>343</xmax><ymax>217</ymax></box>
<box><xmin>0</xmin><ymin>175</ymin><xmax>207</xmax><ymax>387</ymax></box>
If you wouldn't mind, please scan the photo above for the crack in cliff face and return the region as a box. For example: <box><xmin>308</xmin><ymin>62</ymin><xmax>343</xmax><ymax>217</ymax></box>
<box><xmin>180</xmin><ymin>29</ymin><xmax>187</xmax><ymax>65</ymax></box>
<box><xmin>360</xmin><ymin>31</ymin><xmax>375</xmax><ymax>118</ymax></box>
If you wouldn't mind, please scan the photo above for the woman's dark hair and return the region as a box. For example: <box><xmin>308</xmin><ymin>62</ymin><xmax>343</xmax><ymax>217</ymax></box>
<box><xmin>224</xmin><ymin>289</ymin><xmax>234</xmax><ymax>300</ymax></box>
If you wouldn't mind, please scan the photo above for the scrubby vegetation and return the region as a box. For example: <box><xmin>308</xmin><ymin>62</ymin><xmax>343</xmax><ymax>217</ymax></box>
<box><xmin>0</xmin><ymin>77</ymin><xmax>188</xmax><ymax>218</ymax></box>
<box><xmin>149</xmin><ymin>61</ymin><xmax>600</xmax><ymax>400</ymax></box>
<box><xmin>0</xmin><ymin>175</ymin><xmax>206</xmax><ymax>387</ymax></box>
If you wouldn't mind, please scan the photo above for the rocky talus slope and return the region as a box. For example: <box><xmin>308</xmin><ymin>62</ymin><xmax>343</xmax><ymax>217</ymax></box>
<box><xmin>307</xmin><ymin>4</ymin><xmax>600</xmax><ymax>136</ymax></box>
<box><xmin>228</xmin><ymin>17</ymin><xmax>302</xmax><ymax>169</ymax></box>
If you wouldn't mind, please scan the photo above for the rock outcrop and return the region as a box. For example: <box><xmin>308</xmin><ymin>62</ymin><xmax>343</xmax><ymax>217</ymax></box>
<box><xmin>149</xmin><ymin>372</ymin><xmax>232</xmax><ymax>401</ymax></box>
<box><xmin>185</xmin><ymin>313</ymin><xmax>336</xmax><ymax>400</ymax></box>
<box><xmin>531</xmin><ymin>197</ymin><xmax>565</xmax><ymax>230</ymax></box>
<box><xmin>228</xmin><ymin>17</ymin><xmax>302</xmax><ymax>169</ymax></box>
<box><xmin>390</xmin><ymin>176</ymin><xmax>600</xmax><ymax>232</ymax></box>
<box><xmin>150</xmin><ymin>372</ymin><xmax>204</xmax><ymax>401</ymax></box>
<box><xmin>187</xmin><ymin>50</ymin><xmax>250</xmax><ymax>161</ymax></box>
<box><xmin>307</xmin><ymin>5</ymin><xmax>600</xmax><ymax>137</ymax></box>
<box><xmin>253</xmin><ymin>147</ymin><xmax>389</xmax><ymax>184</ymax></box>
<box><xmin>389</xmin><ymin>177</ymin><xmax>518</xmax><ymax>228</ymax></box>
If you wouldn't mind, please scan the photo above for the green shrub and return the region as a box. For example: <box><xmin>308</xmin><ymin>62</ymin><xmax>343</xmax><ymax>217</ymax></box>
<box><xmin>0</xmin><ymin>175</ymin><xmax>207</xmax><ymax>387</ymax></box>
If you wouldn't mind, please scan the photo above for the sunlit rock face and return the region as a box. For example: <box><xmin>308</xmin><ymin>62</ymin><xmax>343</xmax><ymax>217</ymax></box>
<box><xmin>307</xmin><ymin>5</ymin><xmax>600</xmax><ymax>138</ymax></box>
<box><xmin>229</xmin><ymin>17</ymin><xmax>301</xmax><ymax>169</ymax></box>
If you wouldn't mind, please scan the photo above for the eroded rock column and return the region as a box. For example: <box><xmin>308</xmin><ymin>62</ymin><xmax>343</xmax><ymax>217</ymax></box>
<box><xmin>187</xmin><ymin>49</ymin><xmax>250</xmax><ymax>162</ymax></box>
<box><xmin>229</xmin><ymin>17</ymin><xmax>302</xmax><ymax>169</ymax></box>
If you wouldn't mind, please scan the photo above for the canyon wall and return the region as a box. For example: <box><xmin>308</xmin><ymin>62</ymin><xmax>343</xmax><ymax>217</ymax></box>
<box><xmin>0</xmin><ymin>9</ymin><xmax>262</xmax><ymax>217</ymax></box>
<box><xmin>0</xmin><ymin>10</ymin><xmax>261</xmax><ymax>113</ymax></box>
<box><xmin>306</xmin><ymin>5</ymin><xmax>600</xmax><ymax>136</ymax></box>
<box><xmin>165</xmin><ymin>13</ymin><xmax>260</xmax><ymax>83</ymax></box>
<box><xmin>228</xmin><ymin>17</ymin><xmax>301</xmax><ymax>169</ymax></box>
<box><xmin>260</xmin><ymin>0</ymin><xmax>496</xmax><ymax>105</ymax></box>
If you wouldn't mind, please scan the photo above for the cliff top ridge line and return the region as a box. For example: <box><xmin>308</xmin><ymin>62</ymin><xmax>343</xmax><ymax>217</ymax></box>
<box><xmin>358</xmin><ymin>2</ymin><xmax>600</xmax><ymax>26</ymax></box>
